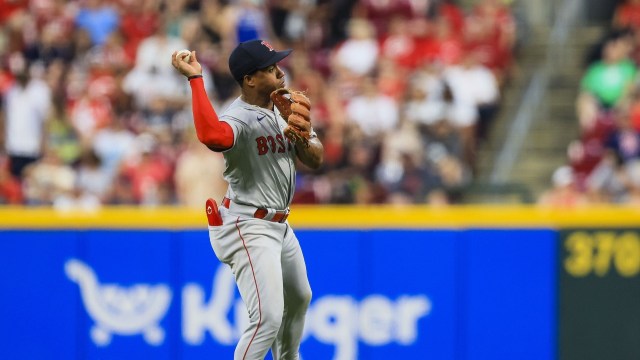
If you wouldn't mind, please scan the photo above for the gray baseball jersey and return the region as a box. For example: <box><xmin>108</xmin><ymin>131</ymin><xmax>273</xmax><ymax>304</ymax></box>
<box><xmin>220</xmin><ymin>97</ymin><xmax>296</xmax><ymax>210</ymax></box>
<box><xmin>209</xmin><ymin>95</ymin><xmax>313</xmax><ymax>360</ymax></box>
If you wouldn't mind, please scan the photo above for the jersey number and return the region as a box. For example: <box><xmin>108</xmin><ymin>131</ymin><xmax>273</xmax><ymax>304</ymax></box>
<box><xmin>256</xmin><ymin>135</ymin><xmax>291</xmax><ymax>155</ymax></box>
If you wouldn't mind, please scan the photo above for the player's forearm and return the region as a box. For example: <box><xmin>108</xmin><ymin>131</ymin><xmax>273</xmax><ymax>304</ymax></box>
<box><xmin>190</xmin><ymin>77</ymin><xmax>234</xmax><ymax>151</ymax></box>
<box><xmin>296</xmin><ymin>137</ymin><xmax>323</xmax><ymax>170</ymax></box>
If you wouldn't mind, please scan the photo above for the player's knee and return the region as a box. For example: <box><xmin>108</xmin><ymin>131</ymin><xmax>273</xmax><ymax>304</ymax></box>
<box><xmin>290</xmin><ymin>285</ymin><xmax>312</xmax><ymax>312</ymax></box>
<box><xmin>261</xmin><ymin>306</ymin><xmax>284</xmax><ymax>333</ymax></box>
<box><xmin>300</xmin><ymin>287</ymin><xmax>312</xmax><ymax>308</ymax></box>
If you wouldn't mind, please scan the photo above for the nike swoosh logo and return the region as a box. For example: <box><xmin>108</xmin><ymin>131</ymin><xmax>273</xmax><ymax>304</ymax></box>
<box><xmin>257</xmin><ymin>115</ymin><xmax>266</xmax><ymax>121</ymax></box>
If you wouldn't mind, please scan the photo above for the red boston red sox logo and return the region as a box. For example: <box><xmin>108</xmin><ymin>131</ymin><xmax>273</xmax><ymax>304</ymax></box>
<box><xmin>261</xmin><ymin>41</ymin><xmax>275</xmax><ymax>51</ymax></box>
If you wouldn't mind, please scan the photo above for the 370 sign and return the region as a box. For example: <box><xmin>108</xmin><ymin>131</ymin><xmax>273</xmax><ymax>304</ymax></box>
<box><xmin>563</xmin><ymin>230</ymin><xmax>640</xmax><ymax>278</ymax></box>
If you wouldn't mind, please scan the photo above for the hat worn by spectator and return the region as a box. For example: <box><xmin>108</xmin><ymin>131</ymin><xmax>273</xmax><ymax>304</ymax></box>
<box><xmin>228</xmin><ymin>39</ymin><xmax>292</xmax><ymax>82</ymax></box>
<box><xmin>552</xmin><ymin>165</ymin><xmax>575</xmax><ymax>187</ymax></box>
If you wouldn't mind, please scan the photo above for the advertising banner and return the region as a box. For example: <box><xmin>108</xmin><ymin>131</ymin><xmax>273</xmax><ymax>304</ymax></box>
<box><xmin>0</xmin><ymin>228</ymin><xmax>556</xmax><ymax>360</ymax></box>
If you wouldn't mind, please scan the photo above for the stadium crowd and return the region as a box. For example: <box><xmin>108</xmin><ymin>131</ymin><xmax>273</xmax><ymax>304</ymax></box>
<box><xmin>0</xmin><ymin>0</ymin><xmax>517</xmax><ymax>208</ymax></box>
<box><xmin>540</xmin><ymin>0</ymin><xmax>640</xmax><ymax>207</ymax></box>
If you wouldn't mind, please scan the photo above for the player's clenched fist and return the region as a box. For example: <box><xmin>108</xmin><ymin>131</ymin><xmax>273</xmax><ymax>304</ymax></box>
<box><xmin>270</xmin><ymin>88</ymin><xmax>312</xmax><ymax>146</ymax></box>
<box><xmin>171</xmin><ymin>49</ymin><xmax>202</xmax><ymax>79</ymax></box>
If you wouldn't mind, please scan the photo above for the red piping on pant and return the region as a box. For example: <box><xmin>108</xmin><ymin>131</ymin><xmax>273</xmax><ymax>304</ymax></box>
<box><xmin>236</xmin><ymin>217</ymin><xmax>262</xmax><ymax>360</ymax></box>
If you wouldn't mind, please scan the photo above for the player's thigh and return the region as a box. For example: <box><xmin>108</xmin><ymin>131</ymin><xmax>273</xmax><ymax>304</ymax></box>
<box><xmin>209</xmin><ymin>221</ymin><xmax>243</xmax><ymax>263</ymax></box>
<box><xmin>232</xmin><ymin>220</ymin><xmax>287</xmax><ymax>314</ymax></box>
<box><xmin>281</xmin><ymin>227</ymin><xmax>312</xmax><ymax>304</ymax></box>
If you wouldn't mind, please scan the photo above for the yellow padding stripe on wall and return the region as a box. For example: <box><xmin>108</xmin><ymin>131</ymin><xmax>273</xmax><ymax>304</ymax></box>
<box><xmin>0</xmin><ymin>205</ymin><xmax>639</xmax><ymax>229</ymax></box>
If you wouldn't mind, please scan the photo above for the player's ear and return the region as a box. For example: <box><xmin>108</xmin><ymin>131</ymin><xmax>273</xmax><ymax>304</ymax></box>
<box><xmin>244</xmin><ymin>74</ymin><xmax>256</xmax><ymax>88</ymax></box>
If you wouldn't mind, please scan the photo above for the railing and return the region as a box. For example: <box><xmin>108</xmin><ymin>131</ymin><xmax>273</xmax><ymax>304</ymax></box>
<box><xmin>489</xmin><ymin>0</ymin><xmax>582</xmax><ymax>191</ymax></box>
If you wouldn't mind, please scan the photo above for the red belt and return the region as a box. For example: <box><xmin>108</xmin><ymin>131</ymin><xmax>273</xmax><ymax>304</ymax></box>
<box><xmin>222</xmin><ymin>197</ymin><xmax>289</xmax><ymax>223</ymax></box>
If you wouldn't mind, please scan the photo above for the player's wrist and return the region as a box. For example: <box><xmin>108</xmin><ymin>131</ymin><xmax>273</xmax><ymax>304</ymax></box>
<box><xmin>188</xmin><ymin>74</ymin><xmax>203</xmax><ymax>81</ymax></box>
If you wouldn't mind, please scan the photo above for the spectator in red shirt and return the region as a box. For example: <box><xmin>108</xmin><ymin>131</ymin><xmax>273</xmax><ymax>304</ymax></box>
<box><xmin>465</xmin><ymin>0</ymin><xmax>516</xmax><ymax>83</ymax></box>
<box><xmin>614</xmin><ymin>0</ymin><xmax>640</xmax><ymax>30</ymax></box>
<box><xmin>380</xmin><ymin>16</ymin><xmax>421</xmax><ymax>70</ymax></box>
<box><xmin>0</xmin><ymin>0</ymin><xmax>27</xmax><ymax>24</ymax></box>
<box><xmin>357</xmin><ymin>0</ymin><xmax>415</xmax><ymax>36</ymax></box>
<box><xmin>433</xmin><ymin>16</ymin><xmax>465</xmax><ymax>66</ymax></box>
<box><xmin>119</xmin><ymin>0</ymin><xmax>161</xmax><ymax>62</ymax></box>
<box><xmin>120</xmin><ymin>134</ymin><xmax>173</xmax><ymax>205</ymax></box>
<box><xmin>0</xmin><ymin>154</ymin><xmax>22</xmax><ymax>204</ymax></box>
<box><xmin>434</xmin><ymin>0</ymin><xmax>465</xmax><ymax>37</ymax></box>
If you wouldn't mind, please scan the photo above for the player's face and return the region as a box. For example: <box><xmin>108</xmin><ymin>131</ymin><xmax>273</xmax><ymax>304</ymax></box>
<box><xmin>253</xmin><ymin>64</ymin><xmax>286</xmax><ymax>94</ymax></box>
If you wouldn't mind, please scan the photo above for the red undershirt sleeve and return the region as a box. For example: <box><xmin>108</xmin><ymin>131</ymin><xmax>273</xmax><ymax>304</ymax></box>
<box><xmin>189</xmin><ymin>77</ymin><xmax>234</xmax><ymax>151</ymax></box>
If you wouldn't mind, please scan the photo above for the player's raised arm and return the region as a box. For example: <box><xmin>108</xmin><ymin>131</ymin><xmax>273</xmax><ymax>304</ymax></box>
<box><xmin>171</xmin><ymin>50</ymin><xmax>234</xmax><ymax>152</ymax></box>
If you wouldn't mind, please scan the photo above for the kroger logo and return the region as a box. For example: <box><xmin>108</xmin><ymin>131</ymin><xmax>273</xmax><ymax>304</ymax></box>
<box><xmin>64</xmin><ymin>259</ymin><xmax>172</xmax><ymax>346</ymax></box>
<box><xmin>65</xmin><ymin>259</ymin><xmax>431</xmax><ymax>360</ymax></box>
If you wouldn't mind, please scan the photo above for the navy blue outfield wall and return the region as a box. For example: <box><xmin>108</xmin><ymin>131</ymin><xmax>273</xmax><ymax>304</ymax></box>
<box><xmin>0</xmin><ymin>228</ymin><xmax>557</xmax><ymax>360</ymax></box>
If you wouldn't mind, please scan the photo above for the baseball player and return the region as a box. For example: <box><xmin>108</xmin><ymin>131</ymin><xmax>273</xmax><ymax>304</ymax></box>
<box><xmin>171</xmin><ymin>40</ymin><xmax>323</xmax><ymax>360</ymax></box>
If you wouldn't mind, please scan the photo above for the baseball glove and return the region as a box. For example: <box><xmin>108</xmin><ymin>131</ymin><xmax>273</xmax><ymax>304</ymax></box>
<box><xmin>270</xmin><ymin>88</ymin><xmax>311</xmax><ymax>145</ymax></box>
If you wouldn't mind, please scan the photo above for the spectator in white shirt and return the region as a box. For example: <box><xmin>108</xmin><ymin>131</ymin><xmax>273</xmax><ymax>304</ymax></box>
<box><xmin>332</xmin><ymin>18</ymin><xmax>380</xmax><ymax>76</ymax></box>
<box><xmin>2</xmin><ymin>57</ymin><xmax>52</xmax><ymax>179</ymax></box>
<box><xmin>346</xmin><ymin>76</ymin><xmax>399</xmax><ymax>138</ymax></box>
<box><xmin>443</xmin><ymin>51</ymin><xmax>500</xmax><ymax>168</ymax></box>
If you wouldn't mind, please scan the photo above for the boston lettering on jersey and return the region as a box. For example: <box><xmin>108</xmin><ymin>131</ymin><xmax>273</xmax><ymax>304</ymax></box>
<box><xmin>255</xmin><ymin>134</ymin><xmax>294</xmax><ymax>155</ymax></box>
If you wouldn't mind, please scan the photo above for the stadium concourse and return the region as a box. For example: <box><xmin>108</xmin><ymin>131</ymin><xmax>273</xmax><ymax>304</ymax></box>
<box><xmin>0</xmin><ymin>0</ymin><xmax>516</xmax><ymax>207</ymax></box>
